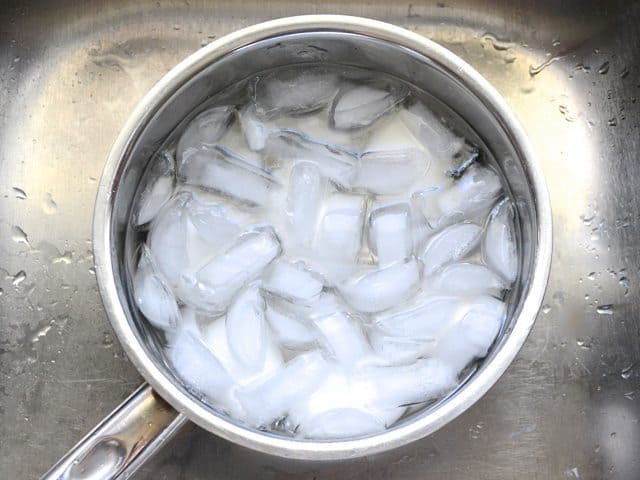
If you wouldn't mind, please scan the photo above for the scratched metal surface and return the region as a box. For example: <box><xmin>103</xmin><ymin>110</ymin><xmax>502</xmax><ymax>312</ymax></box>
<box><xmin>0</xmin><ymin>1</ymin><xmax>639</xmax><ymax>479</ymax></box>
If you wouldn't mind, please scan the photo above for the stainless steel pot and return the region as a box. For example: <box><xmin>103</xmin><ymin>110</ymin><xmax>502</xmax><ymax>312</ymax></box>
<box><xmin>43</xmin><ymin>15</ymin><xmax>552</xmax><ymax>479</ymax></box>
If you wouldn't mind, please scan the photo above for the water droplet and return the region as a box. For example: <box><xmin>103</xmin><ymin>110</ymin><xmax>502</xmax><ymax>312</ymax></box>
<box><xmin>468</xmin><ymin>421</ymin><xmax>485</xmax><ymax>439</ymax></box>
<box><xmin>584</xmin><ymin>294</ymin><xmax>589</xmax><ymax>300</ymax></box>
<box><xmin>610</xmin><ymin>431</ymin><xmax>616</xmax><ymax>438</ymax></box>
<box><xmin>504</xmin><ymin>55</ymin><xmax>517</xmax><ymax>64</ymax></box>
<box><xmin>11</xmin><ymin>226</ymin><xmax>30</xmax><ymax>245</ymax></box>
<box><xmin>552</xmin><ymin>39</ymin><xmax>561</xmax><ymax>47</ymax></box>
<box><xmin>31</xmin><ymin>320</ymin><xmax>54</xmax><ymax>343</ymax></box>
<box><xmin>615</xmin><ymin>217</ymin><xmax>630</xmax><ymax>228</ymax></box>
<box><xmin>565</xmin><ymin>467</ymin><xmax>580</xmax><ymax>479</ymax></box>
<box><xmin>529</xmin><ymin>55</ymin><xmax>563</xmax><ymax>76</ymax></box>
<box><xmin>481</xmin><ymin>33</ymin><xmax>514</xmax><ymax>51</ymax></box>
<box><xmin>12</xmin><ymin>187</ymin><xmax>27</xmax><ymax>199</ymax></box>
<box><xmin>621</xmin><ymin>363</ymin><xmax>635</xmax><ymax>379</ymax></box>
<box><xmin>576</xmin><ymin>338</ymin><xmax>592</xmax><ymax>349</ymax></box>
<box><xmin>574</xmin><ymin>63</ymin><xmax>591</xmax><ymax>73</ymax></box>
<box><xmin>13</xmin><ymin>56</ymin><xmax>20</xmax><ymax>63</ymax></box>
<box><xmin>623</xmin><ymin>391</ymin><xmax>636</xmax><ymax>401</ymax></box>
<box><xmin>173</xmin><ymin>24</ymin><xmax>181</xmax><ymax>30</ymax></box>
<box><xmin>596</xmin><ymin>304</ymin><xmax>614</xmax><ymax>315</ymax></box>
<box><xmin>0</xmin><ymin>288</ymin><xmax>3</xmax><ymax>296</ymax></box>
<box><xmin>618</xmin><ymin>276</ymin><xmax>629</xmax><ymax>288</ymax></box>
<box><xmin>88</xmin><ymin>176</ymin><xmax>97</xmax><ymax>184</ymax></box>
<box><xmin>12</xmin><ymin>270</ymin><xmax>26</xmax><ymax>286</ymax></box>
<box><xmin>102</xmin><ymin>332</ymin><xmax>114</xmax><ymax>348</ymax></box>
<box><xmin>558</xmin><ymin>104</ymin><xmax>577</xmax><ymax>122</ymax></box>
<box><xmin>620</xmin><ymin>68</ymin><xmax>629</xmax><ymax>79</ymax></box>
<box><xmin>587</xmin><ymin>272</ymin><xmax>596</xmax><ymax>280</ymax></box>
<box><xmin>43</xmin><ymin>193</ymin><xmax>57</xmax><ymax>214</ymax></box>
<box><xmin>607</xmin><ymin>117</ymin><xmax>617</xmax><ymax>126</ymax></box>
<box><xmin>580</xmin><ymin>214</ymin><xmax>595</xmax><ymax>226</ymax></box>
<box><xmin>553</xmin><ymin>291</ymin><xmax>565</xmax><ymax>305</ymax></box>
<box><xmin>542</xmin><ymin>304</ymin><xmax>552</xmax><ymax>314</ymax></box>
<box><xmin>520</xmin><ymin>84</ymin><xmax>535</xmax><ymax>94</ymax></box>
<box><xmin>88</xmin><ymin>266</ymin><xmax>96</xmax><ymax>275</ymax></box>
<box><xmin>52</xmin><ymin>251</ymin><xmax>73</xmax><ymax>265</ymax></box>
<box><xmin>594</xmin><ymin>444</ymin><xmax>600</xmax><ymax>453</ymax></box>
<box><xmin>597</xmin><ymin>61</ymin><xmax>610</xmax><ymax>74</ymax></box>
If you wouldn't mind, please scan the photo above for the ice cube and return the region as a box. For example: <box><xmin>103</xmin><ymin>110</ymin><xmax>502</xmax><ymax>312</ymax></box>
<box><xmin>215</xmin><ymin>118</ymin><xmax>265</xmax><ymax>166</ymax></box>
<box><xmin>167</xmin><ymin>328</ymin><xmax>233</xmax><ymax>402</ymax></box>
<box><xmin>147</xmin><ymin>193</ymin><xmax>252</xmax><ymax>312</ymax></box>
<box><xmin>373</xmin><ymin>295</ymin><xmax>464</xmax><ymax>340</ymax></box>
<box><xmin>264</xmin><ymin>129</ymin><xmax>358</xmax><ymax>188</ymax></box>
<box><xmin>330</xmin><ymin>83</ymin><xmax>409</xmax><ymax>130</ymax></box>
<box><xmin>136</xmin><ymin>176</ymin><xmax>174</xmax><ymax>228</ymax></box>
<box><xmin>236</xmin><ymin>351</ymin><xmax>328</xmax><ymax>427</ymax></box>
<box><xmin>421</xmin><ymin>223</ymin><xmax>482</xmax><ymax>275</ymax></box>
<box><xmin>277</xmin><ymin>291</ymin><xmax>346</xmax><ymax>322</ymax></box>
<box><xmin>483</xmin><ymin>198</ymin><xmax>518</xmax><ymax>284</ymax></box>
<box><xmin>437</xmin><ymin>165</ymin><xmax>503</xmax><ymax>223</ymax></box>
<box><xmin>200</xmin><ymin>313</ymin><xmax>283</xmax><ymax>385</ymax></box>
<box><xmin>427</xmin><ymin>262</ymin><xmax>507</xmax><ymax>297</ymax></box>
<box><xmin>184</xmin><ymin>195</ymin><xmax>242</xmax><ymax>267</ymax></box>
<box><xmin>285</xmin><ymin>162</ymin><xmax>326</xmax><ymax>251</ymax></box>
<box><xmin>368</xmin><ymin>202</ymin><xmax>413</xmax><ymax>266</ymax></box>
<box><xmin>262</xmin><ymin>260</ymin><xmax>324</xmax><ymax>303</ymax></box>
<box><xmin>339</xmin><ymin>258</ymin><xmax>421</xmax><ymax>313</ymax></box>
<box><xmin>133</xmin><ymin>245</ymin><xmax>181</xmax><ymax>331</ymax></box>
<box><xmin>177</xmin><ymin>306</ymin><xmax>200</xmax><ymax>334</ymax></box>
<box><xmin>353</xmin><ymin>148</ymin><xmax>428</xmax><ymax>195</ymax></box>
<box><xmin>411</xmin><ymin>184</ymin><xmax>459</xmax><ymax>231</ymax></box>
<box><xmin>368</xmin><ymin>329</ymin><xmax>436</xmax><ymax>365</ymax></box>
<box><xmin>299</xmin><ymin>408</ymin><xmax>385</xmax><ymax>439</ymax></box>
<box><xmin>313</xmin><ymin>311</ymin><xmax>374</xmax><ymax>367</ymax></box>
<box><xmin>363</xmin><ymin>111</ymin><xmax>426</xmax><ymax>152</ymax></box>
<box><xmin>134</xmin><ymin>150</ymin><xmax>175</xmax><ymax>228</ymax></box>
<box><xmin>289</xmin><ymin>366</ymin><xmax>404</xmax><ymax>431</ymax></box>
<box><xmin>225</xmin><ymin>285</ymin><xmax>269</xmax><ymax>369</ymax></box>
<box><xmin>195</xmin><ymin>227</ymin><xmax>281</xmax><ymax>312</ymax></box>
<box><xmin>315</xmin><ymin>193</ymin><xmax>366</xmax><ymax>267</ymax></box>
<box><xmin>178</xmin><ymin>145</ymin><xmax>280</xmax><ymax>207</ymax></box>
<box><xmin>148</xmin><ymin>193</ymin><xmax>190</xmax><ymax>287</ymax></box>
<box><xmin>237</xmin><ymin>105</ymin><xmax>270</xmax><ymax>151</ymax></box>
<box><xmin>176</xmin><ymin>105</ymin><xmax>234</xmax><ymax>161</ymax></box>
<box><xmin>435</xmin><ymin>296</ymin><xmax>505</xmax><ymax>372</ymax></box>
<box><xmin>252</xmin><ymin>68</ymin><xmax>339</xmax><ymax>119</ymax></box>
<box><xmin>272</xmin><ymin>110</ymin><xmax>363</xmax><ymax>150</ymax></box>
<box><xmin>355</xmin><ymin>358</ymin><xmax>458</xmax><ymax>409</ymax></box>
<box><xmin>399</xmin><ymin>102</ymin><xmax>464</xmax><ymax>160</ymax></box>
<box><xmin>178</xmin><ymin>185</ymin><xmax>257</xmax><ymax>226</ymax></box>
<box><xmin>265</xmin><ymin>300</ymin><xmax>316</xmax><ymax>349</ymax></box>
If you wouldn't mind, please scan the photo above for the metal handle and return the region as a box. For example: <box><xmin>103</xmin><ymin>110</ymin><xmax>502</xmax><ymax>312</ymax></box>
<box><xmin>41</xmin><ymin>384</ymin><xmax>188</xmax><ymax>480</ymax></box>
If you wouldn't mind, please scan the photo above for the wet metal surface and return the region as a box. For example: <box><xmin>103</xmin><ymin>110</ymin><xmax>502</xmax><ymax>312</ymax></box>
<box><xmin>1</xmin><ymin>1</ymin><xmax>639</xmax><ymax>479</ymax></box>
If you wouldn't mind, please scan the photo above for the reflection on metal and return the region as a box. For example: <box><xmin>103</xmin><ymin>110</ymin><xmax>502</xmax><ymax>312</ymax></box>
<box><xmin>41</xmin><ymin>385</ymin><xmax>187</xmax><ymax>480</ymax></box>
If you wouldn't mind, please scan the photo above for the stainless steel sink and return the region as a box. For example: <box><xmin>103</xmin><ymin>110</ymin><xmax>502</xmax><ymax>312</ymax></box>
<box><xmin>1</xmin><ymin>1</ymin><xmax>638</xmax><ymax>479</ymax></box>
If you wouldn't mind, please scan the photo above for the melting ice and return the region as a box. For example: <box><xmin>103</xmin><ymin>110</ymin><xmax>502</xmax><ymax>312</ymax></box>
<box><xmin>130</xmin><ymin>65</ymin><xmax>519</xmax><ymax>440</ymax></box>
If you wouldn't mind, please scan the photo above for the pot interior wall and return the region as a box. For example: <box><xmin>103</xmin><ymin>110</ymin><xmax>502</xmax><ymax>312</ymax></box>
<box><xmin>110</xmin><ymin>31</ymin><xmax>538</xmax><ymax>432</ymax></box>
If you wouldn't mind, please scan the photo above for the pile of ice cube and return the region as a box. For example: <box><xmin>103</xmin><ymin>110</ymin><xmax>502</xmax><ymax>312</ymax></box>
<box><xmin>131</xmin><ymin>66</ymin><xmax>518</xmax><ymax>439</ymax></box>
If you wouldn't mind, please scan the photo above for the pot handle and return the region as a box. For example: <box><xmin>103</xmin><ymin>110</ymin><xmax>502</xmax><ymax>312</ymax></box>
<box><xmin>41</xmin><ymin>383</ymin><xmax>188</xmax><ymax>480</ymax></box>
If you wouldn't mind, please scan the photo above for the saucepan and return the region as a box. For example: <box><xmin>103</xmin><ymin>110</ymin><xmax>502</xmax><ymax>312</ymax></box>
<box><xmin>42</xmin><ymin>15</ymin><xmax>552</xmax><ymax>479</ymax></box>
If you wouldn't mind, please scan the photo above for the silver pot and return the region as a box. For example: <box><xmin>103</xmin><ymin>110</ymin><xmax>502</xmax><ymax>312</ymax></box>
<box><xmin>43</xmin><ymin>15</ymin><xmax>552</xmax><ymax>479</ymax></box>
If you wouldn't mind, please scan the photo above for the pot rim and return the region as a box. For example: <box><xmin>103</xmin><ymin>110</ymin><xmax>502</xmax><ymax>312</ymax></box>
<box><xmin>93</xmin><ymin>14</ymin><xmax>552</xmax><ymax>460</ymax></box>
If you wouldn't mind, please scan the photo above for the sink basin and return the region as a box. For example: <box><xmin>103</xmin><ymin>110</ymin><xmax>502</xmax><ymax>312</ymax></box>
<box><xmin>0</xmin><ymin>1</ymin><xmax>638</xmax><ymax>479</ymax></box>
